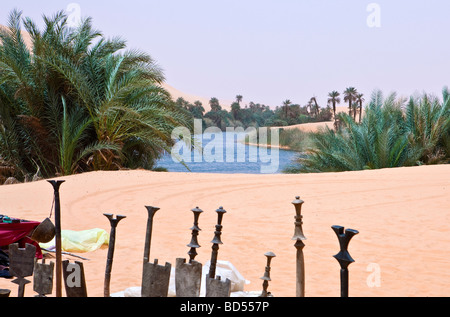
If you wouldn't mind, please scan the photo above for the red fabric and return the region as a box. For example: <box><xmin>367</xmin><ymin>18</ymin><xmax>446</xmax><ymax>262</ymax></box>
<box><xmin>0</xmin><ymin>221</ymin><xmax>43</xmax><ymax>259</ymax></box>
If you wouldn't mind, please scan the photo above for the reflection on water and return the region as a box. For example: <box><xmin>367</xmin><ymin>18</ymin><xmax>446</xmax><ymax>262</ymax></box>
<box><xmin>155</xmin><ymin>132</ymin><xmax>297</xmax><ymax>174</ymax></box>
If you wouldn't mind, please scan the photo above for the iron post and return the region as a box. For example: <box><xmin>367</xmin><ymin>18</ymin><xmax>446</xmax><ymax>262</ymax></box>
<box><xmin>187</xmin><ymin>207</ymin><xmax>203</xmax><ymax>262</ymax></box>
<box><xmin>208</xmin><ymin>206</ymin><xmax>226</xmax><ymax>279</ymax></box>
<box><xmin>103</xmin><ymin>213</ymin><xmax>126</xmax><ymax>297</ymax></box>
<box><xmin>292</xmin><ymin>196</ymin><xmax>306</xmax><ymax>297</ymax></box>
<box><xmin>332</xmin><ymin>225</ymin><xmax>359</xmax><ymax>297</ymax></box>
<box><xmin>47</xmin><ymin>180</ymin><xmax>65</xmax><ymax>297</ymax></box>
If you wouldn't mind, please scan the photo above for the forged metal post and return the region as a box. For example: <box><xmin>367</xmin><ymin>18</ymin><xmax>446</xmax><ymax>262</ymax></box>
<box><xmin>260</xmin><ymin>252</ymin><xmax>276</xmax><ymax>297</ymax></box>
<box><xmin>103</xmin><ymin>213</ymin><xmax>126</xmax><ymax>297</ymax></box>
<box><xmin>143</xmin><ymin>206</ymin><xmax>160</xmax><ymax>264</ymax></box>
<box><xmin>187</xmin><ymin>207</ymin><xmax>203</xmax><ymax>263</ymax></box>
<box><xmin>208</xmin><ymin>206</ymin><xmax>227</xmax><ymax>279</ymax></box>
<box><xmin>292</xmin><ymin>196</ymin><xmax>306</xmax><ymax>297</ymax></box>
<box><xmin>332</xmin><ymin>225</ymin><xmax>359</xmax><ymax>297</ymax></box>
<box><xmin>48</xmin><ymin>180</ymin><xmax>65</xmax><ymax>297</ymax></box>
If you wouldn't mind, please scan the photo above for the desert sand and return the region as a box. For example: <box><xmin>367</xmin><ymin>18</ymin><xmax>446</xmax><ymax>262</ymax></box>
<box><xmin>274</xmin><ymin>121</ymin><xmax>335</xmax><ymax>133</ymax></box>
<box><xmin>1</xmin><ymin>164</ymin><xmax>449</xmax><ymax>297</ymax></box>
<box><xmin>272</xmin><ymin>105</ymin><xmax>353</xmax><ymax>133</ymax></box>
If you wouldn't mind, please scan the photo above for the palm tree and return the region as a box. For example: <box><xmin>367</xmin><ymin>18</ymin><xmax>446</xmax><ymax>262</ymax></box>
<box><xmin>231</xmin><ymin>102</ymin><xmax>241</xmax><ymax>120</ymax></box>
<box><xmin>343</xmin><ymin>87</ymin><xmax>358</xmax><ymax>118</ymax></box>
<box><xmin>356</xmin><ymin>93</ymin><xmax>365</xmax><ymax>123</ymax></box>
<box><xmin>327</xmin><ymin>91</ymin><xmax>341</xmax><ymax>120</ymax></box>
<box><xmin>294</xmin><ymin>91</ymin><xmax>419</xmax><ymax>172</ymax></box>
<box><xmin>236</xmin><ymin>95</ymin><xmax>243</xmax><ymax>105</ymax></box>
<box><xmin>0</xmin><ymin>9</ymin><xmax>193</xmax><ymax>179</ymax></box>
<box><xmin>282</xmin><ymin>99</ymin><xmax>292</xmax><ymax>119</ymax></box>
<box><xmin>209</xmin><ymin>97</ymin><xmax>221</xmax><ymax>112</ymax></box>
<box><xmin>310</xmin><ymin>97</ymin><xmax>320</xmax><ymax>117</ymax></box>
<box><xmin>288</xmin><ymin>88</ymin><xmax>450</xmax><ymax>173</ymax></box>
<box><xmin>405</xmin><ymin>89</ymin><xmax>450</xmax><ymax>164</ymax></box>
<box><xmin>306</xmin><ymin>100</ymin><xmax>313</xmax><ymax>116</ymax></box>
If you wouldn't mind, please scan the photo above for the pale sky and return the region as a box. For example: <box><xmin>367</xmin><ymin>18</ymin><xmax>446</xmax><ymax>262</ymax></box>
<box><xmin>1</xmin><ymin>0</ymin><xmax>449</xmax><ymax>108</ymax></box>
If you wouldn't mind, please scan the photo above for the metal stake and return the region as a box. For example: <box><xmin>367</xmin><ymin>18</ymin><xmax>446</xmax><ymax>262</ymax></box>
<box><xmin>143</xmin><ymin>206</ymin><xmax>160</xmax><ymax>264</ymax></box>
<box><xmin>292</xmin><ymin>196</ymin><xmax>306</xmax><ymax>297</ymax></box>
<box><xmin>103</xmin><ymin>213</ymin><xmax>126</xmax><ymax>297</ymax></box>
<box><xmin>208</xmin><ymin>206</ymin><xmax>226</xmax><ymax>279</ymax></box>
<box><xmin>187</xmin><ymin>207</ymin><xmax>203</xmax><ymax>263</ymax></box>
<box><xmin>260</xmin><ymin>252</ymin><xmax>276</xmax><ymax>297</ymax></box>
<box><xmin>332</xmin><ymin>225</ymin><xmax>359</xmax><ymax>297</ymax></box>
<box><xmin>48</xmin><ymin>180</ymin><xmax>65</xmax><ymax>297</ymax></box>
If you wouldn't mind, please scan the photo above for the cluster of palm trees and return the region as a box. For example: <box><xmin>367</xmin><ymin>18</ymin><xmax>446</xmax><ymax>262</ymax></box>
<box><xmin>279</xmin><ymin>87</ymin><xmax>365</xmax><ymax>127</ymax></box>
<box><xmin>287</xmin><ymin>88</ymin><xmax>450</xmax><ymax>173</ymax></box>
<box><xmin>327</xmin><ymin>87</ymin><xmax>365</xmax><ymax>124</ymax></box>
<box><xmin>0</xmin><ymin>10</ymin><xmax>193</xmax><ymax>183</ymax></box>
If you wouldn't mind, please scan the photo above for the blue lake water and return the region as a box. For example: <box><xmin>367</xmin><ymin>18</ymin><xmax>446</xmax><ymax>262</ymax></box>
<box><xmin>155</xmin><ymin>132</ymin><xmax>298</xmax><ymax>174</ymax></box>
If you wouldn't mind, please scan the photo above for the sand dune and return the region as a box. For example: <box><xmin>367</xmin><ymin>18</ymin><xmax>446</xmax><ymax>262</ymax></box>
<box><xmin>275</xmin><ymin>121</ymin><xmax>335</xmax><ymax>133</ymax></box>
<box><xmin>1</xmin><ymin>164</ymin><xmax>449</xmax><ymax>297</ymax></box>
<box><xmin>273</xmin><ymin>105</ymin><xmax>362</xmax><ymax>133</ymax></box>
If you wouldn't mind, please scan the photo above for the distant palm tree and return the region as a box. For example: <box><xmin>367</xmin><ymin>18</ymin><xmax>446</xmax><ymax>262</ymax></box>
<box><xmin>282</xmin><ymin>99</ymin><xmax>292</xmax><ymax>119</ymax></box>
<box><xmin>236</xmin><ymin>95</ymin><xmax>243</xmax><ymax>105</ymax></box>
<box><xmin>291</xmin><ymin>88</ymin><xmax>450</xmax><ymax>173</ymax></box>
<box><xmin>231</xmin><ymin>102</ymin><xmax>241</xmax><ymax>120</ymax></box>
<box><xmin>310</xmin><ymin>97</ymin><xmax>320</xmax><ymax>117</ymax></box>
<box><xmin>306</xmin><ymin>100</ymin><xmax>313</xmax><ymax>116</ymax></box>
<box><xmin>327</xmin><ymin>91</ymin><xmax>341</xmax><ymax>120</ymax></box>
<box><xmin>344</xmin><ymin>87</ymin><xmax>358</xmax><ymax>118</ymax></box>
<box><xmin>356</xmin><ymin>93</ymin><xmax>365</xmax><ymax>123</ymax></box>
<box><xmin>209</xmin><ymin>97</ymin><xmax>221</xmax><ymax>112</ymax></box>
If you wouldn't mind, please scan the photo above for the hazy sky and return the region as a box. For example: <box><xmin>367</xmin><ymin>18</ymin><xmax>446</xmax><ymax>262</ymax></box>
<box><xmin>1</xmin><ymin>0</ymin><xmax>449</xmax><ymax>108</ymax></box>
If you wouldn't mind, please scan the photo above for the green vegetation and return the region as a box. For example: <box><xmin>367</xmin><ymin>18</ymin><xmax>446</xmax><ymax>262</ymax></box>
<box><xmin>285</xmin><ymin>89</ymin><xmax>450</xmax><ymax>173</ymax></box>
<box><xmin>176</xmin><ymin>94</ymin><xmax>333</xmax><ymax>131</ymax></box>
<box><xmin>244</xmin><ymin>127</ymin><xmax>313</xmax><ymax>152</ymax></box>
<box><xmin>0</xmin><ymin>10</ymin><xmax>193</xmax><ymax>183</ymax></box>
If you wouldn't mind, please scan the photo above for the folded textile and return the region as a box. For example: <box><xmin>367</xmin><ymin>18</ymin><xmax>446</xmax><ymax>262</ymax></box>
<box><xmin>39</xmin><ymin>228</ymin><xmax>109</xmax><ymax>253</ymax></box>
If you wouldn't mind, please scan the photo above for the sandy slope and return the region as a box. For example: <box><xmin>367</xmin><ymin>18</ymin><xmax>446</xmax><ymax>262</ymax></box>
<box><xmin>1</xmin><ymin>165</ymin><xmax>449</xmax><ymax>297</ymax></box>
<box><xmin>272</xmin><ymin>105</ymin><xmax>355</xmax><ymax>133</ymax></box>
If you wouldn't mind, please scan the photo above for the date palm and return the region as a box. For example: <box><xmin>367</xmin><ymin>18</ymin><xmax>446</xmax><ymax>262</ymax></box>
<box><xmin>0</xmin><ymin>9</ymin><xmax>193</xmax><ymax>179</ymax></box>
<box><xmin>289</xmin><ymin>88</ymin><xmax>450</xmax><ymax>173</ymax></box>
<box><xmin>327</xmin><ymin>91</ymin><xmax>341</xmax><ymax>120</ymax></box>
<box><xmin>344</xmin><ymin>87</ymin><xmax>358</xmax><ymax>118</ymax></box>
<box><xmin>356</xmin><ymin>93</ymin><xmax>365</xmax><ymax>123</ymax></box>
<box><xmin>310</xmin><ymin>97</ymin><xmax>320</xmax><ymax>117</ymax></box>
<box><xmin>282</xmin><ymin>99</ymin><xmax>292</xmax><ymax>119</ymax></box>
<box><xmin>236</xmin><ymin>95</ymin><xmax>243</xmax><ymax>105</ymax></box>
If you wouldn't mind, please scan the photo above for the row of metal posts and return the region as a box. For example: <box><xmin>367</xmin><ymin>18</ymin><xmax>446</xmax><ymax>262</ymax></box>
<box><xmin>2</xmin><ymin>180</ymin><xmax>359</xmax><ymax>297</ymax></box>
